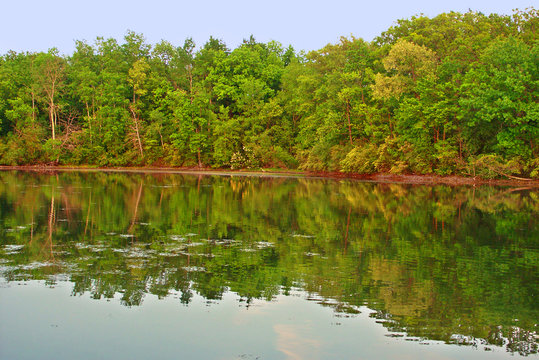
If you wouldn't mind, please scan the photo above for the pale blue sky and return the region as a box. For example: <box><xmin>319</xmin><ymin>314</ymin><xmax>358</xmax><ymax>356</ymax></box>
<box><xmin>1</xmin><ymin>0</ymin><xmax>536</xmax><ymax>54</ymax></box>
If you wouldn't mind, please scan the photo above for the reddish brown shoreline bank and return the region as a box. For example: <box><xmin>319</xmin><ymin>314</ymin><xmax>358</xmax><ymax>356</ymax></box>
<box><xmin>1</xmin><ymin>165</ymin><xmax>538</xmax><ymax>187</ymax></box>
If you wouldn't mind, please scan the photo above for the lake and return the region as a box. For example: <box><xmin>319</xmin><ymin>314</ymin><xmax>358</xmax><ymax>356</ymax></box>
<box><xmin>0</xmin><ymin>170</ymin><xmax>537</xmax><ymax>359</ymax></box>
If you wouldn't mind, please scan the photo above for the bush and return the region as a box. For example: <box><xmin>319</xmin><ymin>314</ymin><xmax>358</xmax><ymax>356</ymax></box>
<box><xmin>374</xmin><ymin>136</ymin><xmax>405</xmax><ymax>173</ymax></box>
<box><xmin>525</xmin><ymin>158</ymin><xmax>539</xmax><ymax>179</ymax></box>
<box><xmin>43</xmin><ymin>139</ymin><xmax>62</xmax><ymax>163</ymax></box>
<box><xmin>434</xmin><ymin>140</ymin><xmax>459</xmax><ymax>175</ymax></box>
<box><xmin>469</xmin><ymin>154</ymin><xmax>523</xmax><ymax>179</ymax></box>
<box><xmin>230</xmin><ymin>145</ymin><xmax>260</xmax><ymax>170</ymax></box>
<box><xmin>299</xmin><ymin>143</ymin><xmax>331</xmax><ymax>171</ymax></box>
<box><xmin>0</xmin><ymin>126</ymin><xmax>45</xmax><ymax>165</ymax></box>
<box><xmin>340</xmin><ymin>144</ymin><xmax>377</xmax><ymax>173</ymax></box>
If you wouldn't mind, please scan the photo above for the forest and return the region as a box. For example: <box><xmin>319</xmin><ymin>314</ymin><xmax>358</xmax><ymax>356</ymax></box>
<box><xmin>0</xmin><ymin>9</ymin><xmax>537</xmax><ymax>178</ymax></box>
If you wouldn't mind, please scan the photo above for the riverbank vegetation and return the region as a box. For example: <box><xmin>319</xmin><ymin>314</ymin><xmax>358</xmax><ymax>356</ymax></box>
<box><xmin>0</xmin><ymin>9</ymin><xmax>537</xmax><ymax>178</ymax></box>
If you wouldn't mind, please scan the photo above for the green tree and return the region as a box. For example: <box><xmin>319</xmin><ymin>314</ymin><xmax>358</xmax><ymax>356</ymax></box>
<box><xmin>128</xmin><ymin>59</ymin><xmax>150</xmax><ymax>158</ymax></box>
<box><xmin>460</xmin><ymin>37</ymin><xmax>538</xmax><ymax>167</ymax></box>
<box><xmin>34</xmin><ymin>49</ymin><xmax>66</xmax><ymax>141</ymax></box>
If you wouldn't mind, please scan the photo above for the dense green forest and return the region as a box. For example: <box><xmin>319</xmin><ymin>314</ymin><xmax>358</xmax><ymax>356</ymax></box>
<box><xmin>0</xmin><ymin>9</ymin><xmax>537</xmax><ymax>178</ymax></box>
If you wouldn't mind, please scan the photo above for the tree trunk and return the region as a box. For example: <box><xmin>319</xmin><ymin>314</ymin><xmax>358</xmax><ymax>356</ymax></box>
<box><xmin>134</xmin><ymin>117</ymin><xmax>144</xmax><ymax>157</ymax></box>
<box><xmin>129</xmin><ymin>103</ymin><xmax>144</xmax><ymax>158</ymax></box>
<box><xmin>159</xmin><ymin>128</ymin><xmax>164</xmax><ymax>150</ymax></box>
<box><xmin>49</xmin><ymin>106</ymin><xmax>55</xmax><ymax>140</ymax></box>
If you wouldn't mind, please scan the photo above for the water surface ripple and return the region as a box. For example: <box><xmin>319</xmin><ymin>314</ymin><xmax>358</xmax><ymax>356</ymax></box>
<box><xmin>0</xmin><ymin>171</ymin><xmax>537</xmax><ymax>359</ymax></box>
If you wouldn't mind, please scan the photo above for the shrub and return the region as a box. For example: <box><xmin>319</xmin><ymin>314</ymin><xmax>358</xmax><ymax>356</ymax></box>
<box><xmin>340</xmin><ymin>144</ymin><xmax>377</xmax><ymax>173</ymax></box>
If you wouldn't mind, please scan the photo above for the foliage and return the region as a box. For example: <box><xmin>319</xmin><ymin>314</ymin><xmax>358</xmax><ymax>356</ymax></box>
<box><xmin>0</xmin><ymin>9</ymin><xmax>537</xmax><ymax>178</ymax></box>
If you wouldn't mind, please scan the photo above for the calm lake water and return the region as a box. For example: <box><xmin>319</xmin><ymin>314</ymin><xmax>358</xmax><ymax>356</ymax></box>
<box><xmin>0</xmin><ymin>170</ymin><xmax>537</xmax><ymax>359</ymax></box>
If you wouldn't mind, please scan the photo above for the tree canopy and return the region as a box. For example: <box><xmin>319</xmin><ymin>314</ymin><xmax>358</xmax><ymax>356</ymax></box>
<box><xmin>0</xmin><ymin>9</ymin><xmax>537</xmax><ymax>178</ymax></box>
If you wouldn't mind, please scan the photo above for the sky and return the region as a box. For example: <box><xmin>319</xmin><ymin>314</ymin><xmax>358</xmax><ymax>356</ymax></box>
<box><xmin>1</xmin><ymin>0</ymin><xmax>535</xmax><ymax>55</ymax></box>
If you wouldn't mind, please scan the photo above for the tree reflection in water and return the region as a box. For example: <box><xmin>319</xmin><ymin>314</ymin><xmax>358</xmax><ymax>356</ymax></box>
<box><xmin>0</xmin><ymin>170</ymin><xmax>537</xmax><ymax>355</ymax></box>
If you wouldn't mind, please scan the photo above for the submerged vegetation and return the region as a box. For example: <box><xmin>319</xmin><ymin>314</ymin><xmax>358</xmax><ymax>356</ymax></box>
<box><xmin>0</xmin><ymin>9</ymin><xmax>537</xmax><ymax>178</ymax></box>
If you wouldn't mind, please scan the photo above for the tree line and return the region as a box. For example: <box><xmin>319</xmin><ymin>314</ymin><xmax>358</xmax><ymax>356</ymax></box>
<box><xmin>0</xmin><ymin>9</ymin><xmax>537</xmax><ymax>178</ymax></box>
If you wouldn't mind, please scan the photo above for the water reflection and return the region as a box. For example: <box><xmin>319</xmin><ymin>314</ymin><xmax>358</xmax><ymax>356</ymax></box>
<box><xmin>0</xmin><ymin>170</ymin><xmax>537</xmax><ymax>356</ymax></box>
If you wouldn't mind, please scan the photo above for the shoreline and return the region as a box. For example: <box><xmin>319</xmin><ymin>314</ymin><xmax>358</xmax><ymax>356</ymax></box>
<box><xmin>1</xmin><ymin>165</ymin><xmax>538</xmax><ymax>187</ymax></box>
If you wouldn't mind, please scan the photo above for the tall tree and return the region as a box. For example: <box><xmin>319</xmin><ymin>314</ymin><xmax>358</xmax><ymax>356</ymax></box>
<box><xmin>34</xmin><ymin>49</ymin><xmax>66</xmax><ymax>141</ymax></box>
<box><xmin>127</xmin><ymin>59</ymin><xmax>150</xmax><ymax>158</ymax></box>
